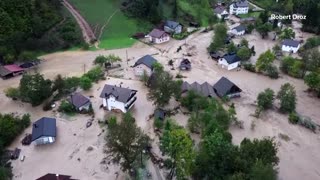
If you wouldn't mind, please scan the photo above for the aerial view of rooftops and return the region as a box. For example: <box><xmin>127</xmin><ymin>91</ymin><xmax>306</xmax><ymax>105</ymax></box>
<box><xmin>0</xmin><ymin>0</ymin><xmax>319</xmax><ymax>179</ymax></box>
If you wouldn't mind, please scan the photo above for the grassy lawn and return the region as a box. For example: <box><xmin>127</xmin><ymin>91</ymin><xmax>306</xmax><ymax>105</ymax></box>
<box><xmin>69</xmin><ymin>0</ymin><xmax>151</xmax><ymax>49</ymax></box>
<box><xmin>238</xmin><ymin>11</ymin><xmax>261</xmax><ymax>18</ymax></box>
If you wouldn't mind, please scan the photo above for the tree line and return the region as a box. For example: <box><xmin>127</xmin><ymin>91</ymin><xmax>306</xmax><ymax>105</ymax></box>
<box><xmin>0</xmin><ymin>0</ymin><xmax>83</xmax><ymax>64</ymax></box>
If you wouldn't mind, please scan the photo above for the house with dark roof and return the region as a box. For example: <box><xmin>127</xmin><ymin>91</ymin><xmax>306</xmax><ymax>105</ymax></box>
<box><xmin>229</xmin><ymin>0</ymin><xmax>249</xmax><ymax>15</ymax></box>
<box><xmin>164</xmin><ymin>20</ymin><xmax>182</xmax><ymax>34</ymax></box>
<box><xmin>100</xmin><ymin>84</ymin><xmax>137</xmax><ymax>113</ymax></box>
<box><xmin>218</xmin><ymin>53</ymin><xmax>241</xmax><ymax>70</ymax></box>
<box><xmin>67</xmin><ymin>93</ymin><xmax>91</xmax><ymax>111</ymax></box>
<box><xmin>213</xmin><ymin>77</ymin><xmax>242</xmax><ymax>98</ymax></box>
<box><xmin>214</xmin><ymin>6</ymin><xmax>229</xmax><ymax>19</ymax></box>
<box><xmin>181</xmin><ymin>81</ymin><xmax>216</xmax><ymax>97</ymax></box>
<box><xmin>31</xmin><ymin>117</ymin><xmax>57</xmax><ymax>145</ymax></box>
<box><xmin>0</xmin><ymin>64</ymin><xmax>25</xmax><ymax>79</ymax></box>
<box><xmin>281</xmin><ymin>39</ymin><xmax>300</xmax><ymax>53</ymax></box>
<box><xmin>36</xmin><ymin>173</ymin><xmax>77</xmax><ymax>180</ymax></box>
<box><xmin>133</xmin><ymin>55</ymin><xmax>158</xmax><ymax>76</ymax></box>
<box><xmin>231</xmin><ymin>25</ymin><xmax>246</xmax><ymax>36</ymax></box>
<box><xmin>148</xmin><ymin>29</ymin><xmax>170</xmax><ymax>44</ymax></box>
<box><xmin>179</xmin><ymin>59</ymin><xmax>191</xmax><ymax>71</ymax></box>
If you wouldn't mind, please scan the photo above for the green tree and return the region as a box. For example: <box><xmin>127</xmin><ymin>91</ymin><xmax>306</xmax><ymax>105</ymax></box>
<box><xmin>161</xmin><ymin>122</ymin><xmax>195</xmax><ymax>180</ymax></box>
<box><xmin>148</xmin><ymin>63</ymin><xmax>181</xmax><ymax>107</ymax></box>
<box><xmin>304</xmin><ymin>72</ymin><xmax>320</xmax><ymax>96</ymax></box>
<box><xmin>4</xmin><ymin>87</ymin><xmax>20</xmax><ymax>99</ymax></box>
<box><xmin>256</xmin><ymin>50</ymin><xmax>276</xmax><ymax>72</ymax></box>
<box><xmin>249</xmin><ymin>160</ymin><xmax>277</xmax><ymax>180</ymax></box>
<box><xmin>208</xmin><ymin>23</ymin><xmax>227</xmax><ymax>52</ymax></box>
<box><xmin>237</xmin><ymin>47</ymin><xmax>251</xmax><ymax>61</ymax></box>
<box><xmin>106</xmin><ymin>113</ymin><xmax>150</xmax><ymax>171</ymax></box>
<box><xmin>94</xmin><ymin>55</ymin><xmax>107</xmax><ymax>66</ymax></box>
<box><xmin>266</xmin><ymin>65</ymin><xmax>279</xmax><ymax>79</ymax></box>
<box><xmin>256</xmin><ymin>23</ymin><xmax>272</xmax><ymax>39</ymax></box>
<box><xmin>58</xmin><ymin>100</ymin><xmax>75</xmax><ymax>113</ymax></box>
<box><xmin>227</xmin><ymin>42</ymin><xmax>237</xmax><ymax>54</ymax></box>
<box><xmin>53</xmin><ymin>74</ymin><xmax>66</xmax><ymax>94</ymax></box>
<box><xmin>19</xmin><ymin>73</ymin><xmax>52</xmax><ymax>106</ymax></box>
<box><xmin>257</xmin><ymin>88</ymin><xmax>275</xmax><ymax>110</ymax></box>
<box><xmin>277</xmin><ymin>83</ymin><xmax>296</xmax><ymax>113</ymax></box>
<box><xmin>279</xmin><ymin>28</ymin><xmax>295</xmax><ymax>40</ymax></box>
<box><xmin>240</xmin><ymin>38</ymin><xmax>249</xmax><ymax>47</ymax></box>
<box><xmin>79</xmin><ymin>76</ymin><xmax>93</xmax><ymax>90</ymax></box>
<box><xmin>105</xmin><ymin>54</ymin><xmax>122</xmax><ymax>66</ymax></box>
<box><xmin>85</xmin><ymin>66</ymin><xmax>104</xmax><ymax>82</ymax></box>
<box><xmin>193</xmin><ymin>130</ymin><xmax>237</xmax><ymax>180</ymax></box>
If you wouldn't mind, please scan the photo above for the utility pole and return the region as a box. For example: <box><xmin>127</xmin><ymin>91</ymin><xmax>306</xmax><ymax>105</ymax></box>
<box><xmin>126</xmin><ymin>49</ymin><xmax>129</xmax><ymax>66</ymax></box>
<box><xmin>83</xmin><ymin>64</ymin><xmax>86</xmax><ymax>74</ymax></box>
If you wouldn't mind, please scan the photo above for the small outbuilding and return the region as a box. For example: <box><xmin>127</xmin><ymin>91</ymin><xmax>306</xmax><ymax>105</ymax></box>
<box><xmin>0</xmin><ymin>64</ymin><xmax>25</xmax><ymax>79</ymax></box>
<box><xmin>213</xmin><ymin>77</ymin><xmax>242</xmax><ymax>98</ymax></box>
<box><xmin>181</xmin><ymin>81</ymin><xmax>216</xmax><ymax>97</ymax></box>
<box><xmin>154</xmin><ymin>108</ymin><xmax>166</xmax><ymax>121</ymax></box>
<box><xmin>31</xmin><ymin>117</ymin><xmax>57</xmax><ymax>145</ymax></box>
<box><xmin>179</xmin><ymin>59</ymin><xmax>191</xmax><ymax>71</ymax></box>
<box><xmin>148</xmin><ymin>29</ymin><xmax>170</xmax><ymax>44</ymax></box>
<box><xmin>281</xmin><ymin>39</ymin><xmax>300</xmax><ymax>53</ymax></box>
<box><xmin>164</xmin><ymin>20</ymin><xmax>182</xmax><ymax>34</ymax></box>
<box><xmin>68</xmin><ymin>93</ymin><xmax>91</xmax><ymax>111</ymax></box>
<box><xmin>218</xmin><ymin>53</ymin><xmax>241</xmax><ymax>70</ymax></box>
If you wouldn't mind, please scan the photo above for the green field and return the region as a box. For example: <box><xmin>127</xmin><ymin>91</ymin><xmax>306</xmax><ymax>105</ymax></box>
<box><xmin>69</xmin><ymin>0</ymin><xmax>151</xmax><ymax>49</ymax></box>
<box><xmin>238</xmin><ymin>11</ymin><xmax>261</xmax><ymax>18</ymax></box>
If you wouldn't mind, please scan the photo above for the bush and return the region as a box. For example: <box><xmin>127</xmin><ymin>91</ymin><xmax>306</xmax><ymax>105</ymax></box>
<box><xmin>288</xmin><ymin>112</ymin><xmax>299</xmax><ymax>124</ymax></box>
<box><xmin>85</xmin><ymin>66</ymin><xmax>104</xmax><ymax>82</ymax></box>
<box><xmin>58</xmin><ymin>100</ymin><xmax>75</xmax><ymax>113</ymax></box>
<box><xmin>266</xmin><ymin>65</ymin><xmax>279</xmax><ymax>79</ymax></box>
<box><xmin>43</xmin><ymin>100</ymin><xmax>54</xmax><ymax>111</ymax></box>
<box><xmin>4</xmin><ymin>87</ymin><xmax>20</xmax><ymax>100</ymax></box>
<box><xmin>243</xmin><ymin>63</ymin><xmax>256</xmax><ymax>72</ymax></box>
<box><xmin>154</xmin><ymin>118</ymin><xmax>164</xmax><ymax>129</ymax></box>
<box><xmin>176</xmin><ymin>74</ymin><xmax>183</xmax><ymax>78</ymax></box>
<box><xmin>79</xmin><ymin>76</ymin><xmax>93</xmax><ymax>90</ymax></box>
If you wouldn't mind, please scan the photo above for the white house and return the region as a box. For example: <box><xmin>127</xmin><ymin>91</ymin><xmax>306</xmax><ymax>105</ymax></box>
<box><xmin>214</xmin><ymin>6</ymin><xmax>229</xmax><ymax>19</ymax></box>
<box><xmin>218</xmin><ymin>53</ymin><xmax>241</xmax><ymax>70</ymax></box>
<box><xmin>148</xmin><ymin>29</ymin><xmax>170</xmax><ymax>44</ymax></box>
<box><xmin>230</xmin><ymin>25</ymin><xmax>246</xmax><ymax>36</ymax></box>
<box><xmin>67</xmin><ymin>93</ymin><xmax>91</xmax><ymax>111</ymax></box>
<box><xmin>133</xmin><ymin>55</ymin><xmax>158</xmax><ymax>76</ymax></box>
<box><xmin>100</xmin><ymin>84</ymin><xmax>137</xmax><ymax>113</ymax></box>
<box><xmin>229</xmin><ymin>0</ymin><xmax>249</xmax><ymax>15</ymax></box>
<box><xmin>164</xmin><ymin>20</ymin><xmax>182</xmax><ymax>34</ymax></box>
<box><xmin>31</xmin><ymin>117</ymin><xmax>56</xmax><ymax>145</ymax></box>
<box><xmin>281</xmin><ymin>39</ymin><xmax>300</xmax><ymax>53</ymax></box>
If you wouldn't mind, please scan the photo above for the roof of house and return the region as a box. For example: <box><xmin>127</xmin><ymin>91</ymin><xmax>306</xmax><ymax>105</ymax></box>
<box><xmin>154</xmin><ymin>109</ymin><xmax>165</xmax><ymax>120</ymax></box>
<box><xmin>213</xmin><ymin>77</ymin><xmax>242</xmax><ymax>97</ymax></box>
<box><xmin>0</xmin><ymin>66</ymin><xmax>11</xmax><ymax>77</ymax></box>
<box><xmin>165</xmin><ymin>20</ymin><xmax>180</xmax><ymax>29</ymax></box>
<box><xmin>282</xmin><ymin>39</ymin><xmax>300</xmax><ymax>47</ymax></box>
<box><xmin>240</xmin><ymin>17</ymin><xmax>256</xmax><ymax>22</ymax></box>
<box><xmin>179</xmin><ymin>59</ymin><xmax>191</xmax><ymax>69</ymax></box>
<box><xmin>232</xmin><ymin>0</ymin><xmax>248</xmax><ymax>8</ymax></box>
<box><xmin>210</xmin><ymin>51</ymin><xmax>225</xmax><ymax>59</ymax></box>
<box><xmin>214</xmin><ymin>6</ymin><xmax>226</xmax><ymax>14</ymax></box>
<box><xmin>222</xmin><ymin>53</ymin><xmax>241</xmax><ymax>64</ymax></box>
<box><xmin>149</xmin><ymin>29</ymin><xmax>167</xmax><ymax>38</ymax></box>
<box><xmin>36</xmin><ymin>173</ymin><xmax>77</xmax><ymax>180</ymax></box>
<box><xmin>68</xmin><ymin>93</ymin><xmax>90</xmax><ymax>109</ymax></box>
<box><xmin>232</xmin><ymin>25</ymin><xmax>246</xmax><ymax>32</ymax></box>
<box><xmin>31</xmin><ymin>117</ymin><xmax>57</xmax><ymax>141</ymax></box>
<box><xmin>99</xmin><ymin>84</ymin><xmax>137</xmax><ymax>103</ymax></box>
<box><xmin>133</xmin><ymin>55</ymin><xmax>158</xmax><ymax>69</ymax></box>
<box><xmin>181</xmin><ymin>81</ymin><xmax>216</xmax><ymax>97</ymax></box>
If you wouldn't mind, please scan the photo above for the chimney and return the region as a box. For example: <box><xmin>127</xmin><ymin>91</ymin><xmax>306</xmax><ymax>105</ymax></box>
<box><xmin>33</xmin><ymin>124</ymin><xmax>38</xmax><ymax>128</ymax></box>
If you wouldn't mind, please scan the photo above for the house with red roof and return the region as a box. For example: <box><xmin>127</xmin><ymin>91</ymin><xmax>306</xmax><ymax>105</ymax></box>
<box><xmin>0</xmin><ymin>64</ymin><xmax>25</xmax><ymax>79</ymax></box>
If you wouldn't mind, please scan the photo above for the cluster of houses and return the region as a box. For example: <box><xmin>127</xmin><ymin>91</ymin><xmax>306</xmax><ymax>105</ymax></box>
<box><xmin>213</xmin><ymin>0</ymin><xmax>249</xmax><ymax>20</ymax></box>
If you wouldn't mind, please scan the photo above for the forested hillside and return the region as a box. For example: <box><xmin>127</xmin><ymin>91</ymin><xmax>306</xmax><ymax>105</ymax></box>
<box><xmin>123</xmin><ymin>0</ymin><xmax>216</xmax><ymax>26</ymax></box>
<box><xmin>0</xmin><ymin>0</ymin><xmax>83</xmax><ymax>64</ymax></box>
<box><xmin>251</xmin><ymin>0</ymin><xmax>320</xmax><ymax>34</ymax></box>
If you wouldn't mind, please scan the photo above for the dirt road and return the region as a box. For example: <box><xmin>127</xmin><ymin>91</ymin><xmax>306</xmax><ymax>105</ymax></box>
<box><xmin>62</xmin><ymin>0</ymin><xmax>96</xmax><ymax>43</ymax></box>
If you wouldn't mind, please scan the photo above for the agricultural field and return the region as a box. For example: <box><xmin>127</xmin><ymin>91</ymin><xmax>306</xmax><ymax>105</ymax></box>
<box><xmin>69</xmin><ymin>0</ymin><xmax>151</xmax><ymax>49</ymax></box>
<box><xmin>238</xmin><ymin>11</ymin><xmax>261</xmax><ymax>18</ymax></box>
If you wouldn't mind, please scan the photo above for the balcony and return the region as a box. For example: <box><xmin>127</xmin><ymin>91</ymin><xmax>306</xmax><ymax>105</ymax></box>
<box><xmin>125</xmin><ymin>97</ymin><xmax>137</xmax><ymax>110</ymax></box>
